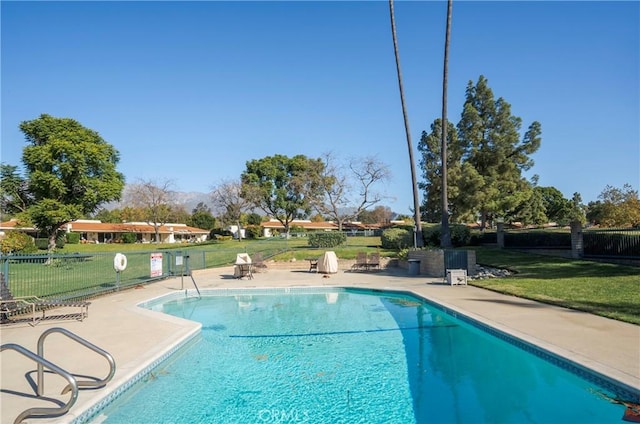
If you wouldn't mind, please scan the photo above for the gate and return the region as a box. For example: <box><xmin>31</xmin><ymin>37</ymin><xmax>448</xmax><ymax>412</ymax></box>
<box><xmin>444</xmin><ymin>250</ymin><xmax>468</xmax><ymax>270</ymax></box>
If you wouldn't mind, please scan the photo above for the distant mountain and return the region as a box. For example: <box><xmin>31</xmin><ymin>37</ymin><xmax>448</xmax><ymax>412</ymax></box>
<box><xmin>172</xmin><ymin>191</ymin><xmax>212</xmax><ymax>212</ymax></box>
<box><xmin>100</xmin><ymin>187</ymin><xmax>212</xmax><ymax>213</ymax></box>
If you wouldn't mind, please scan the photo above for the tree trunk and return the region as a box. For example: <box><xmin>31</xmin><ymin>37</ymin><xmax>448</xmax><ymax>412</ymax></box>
<box><xmin>47</xmin><ymin>232</ymin><xmax>57</xmax><ymax>253</ymax></box>
<box><xmin>389</xmin><ymin>0</ymin><xmax>423</xmax><ymax>248</ymax></box>
<box><xmin>440</xmin><ymin>0</ymin><xmax>453</xmax><ymax>248</ymax></box>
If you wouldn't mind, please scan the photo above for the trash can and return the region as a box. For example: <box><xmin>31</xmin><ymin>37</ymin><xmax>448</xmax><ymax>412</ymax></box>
<box><xmin>408</xmin><ymin>259</ymin><xmax>420</xmax><ymax>276</ymax></box>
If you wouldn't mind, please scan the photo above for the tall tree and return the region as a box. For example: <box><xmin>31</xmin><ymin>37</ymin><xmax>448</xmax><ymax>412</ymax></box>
<box><xmin>241</xmin><ymin>154</ymin><xmax>324</xmax><ymax>237</ymax></box>
<box><xmin>18</xmin><ymin>114</ymin><xmax>125</xmax><ymax>251</ymax></box>
<box><xmin>389</xmin><ymin>0</ymin><xmax>423</xmax><ymax>247</ymax></box>
<box><xmin>587</xmin><ymin>184</ymin><xmax>640</xmax><ymax>227</ymax></box>
<box><xmin>456</xmin><ymin>76</ymin><xmax>542</xmax><ymax>229</ymax></box>
<box><xmin>510</xmin><ymin>187</ymin><xmax>547</xmax><ymax>227</ymax></box>
<box><xmin>0</xmin><ymin>164</ymin><xmax>32</xmax><ymax>218</ymax></box>
<box><xmin>439</xmin><ymin>0</ymin><xmax>454</xmax><ymax>248</ymax></box>
<box><xmin>125</xmin><ymin>179</ymin><xmax>176</xmax><ymax>242</ymax></box>
<box><xmin>189</xmin><ymin>202</ymin><xmax>216</xmax><ymax>230</ymax></box>
<box><xmin>210</xmin><ymin>179</ymin><xmax>250</xmax><ymax>240</ymax></box>
<box><xmin>92</xmin><ymin>207</ymin><xmax>123</xmax><ymax>223</ymax></box>
<box><xmin>418</xmin><ymin>119</ymin><xmax>465</xmax><ymax>222</ymax></box>
<box><xmin>358</xmin><ymin>205</ymin><xmax>394</xmax><ymax>225</ymax></box>
<box><xmin>314</xmin><ymin>152</ymin><xmax>390</xmax><ymax>230</ymax></box>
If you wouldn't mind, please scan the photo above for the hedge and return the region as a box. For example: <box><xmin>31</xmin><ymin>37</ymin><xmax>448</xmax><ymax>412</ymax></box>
<box><xmin>308</xmin><ymin>232</ymin><xmax>346</xmax><ymax>248</ymax></box>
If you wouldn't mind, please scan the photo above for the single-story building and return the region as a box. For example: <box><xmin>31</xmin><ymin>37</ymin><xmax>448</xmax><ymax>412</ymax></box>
<box><xmin>0</xmin><ymin>219</ymin><xmax>209</xmax><ymax>244</ymax></box>
<box><xmin>259</xmin><ymin>219</ymin><xmax>392</xmax><ymax>238</ymax></box>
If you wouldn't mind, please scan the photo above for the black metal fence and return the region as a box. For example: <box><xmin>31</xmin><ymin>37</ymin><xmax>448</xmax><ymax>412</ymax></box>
<box><xmin>583</xmin><ymin>228</ymin><xmax>640</xmax><ymax>259</ymax></box>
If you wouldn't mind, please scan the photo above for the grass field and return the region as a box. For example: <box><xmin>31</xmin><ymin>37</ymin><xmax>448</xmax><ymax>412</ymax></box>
<box><xmin>10</xmin><ymin>238</ymin><xmax>640</xmax><ymax>325</ymax></box>
<box><xmin>470</xmin><ymin>247</ymin><xmax>640</xmax><ymax>325</ymax></box>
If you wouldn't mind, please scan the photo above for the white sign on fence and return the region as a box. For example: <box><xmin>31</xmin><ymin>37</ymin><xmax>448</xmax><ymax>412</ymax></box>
<box><xmin>150</xmin><ymin>252</ymin><xmax>163</xmax><ymax>277</ymax></box>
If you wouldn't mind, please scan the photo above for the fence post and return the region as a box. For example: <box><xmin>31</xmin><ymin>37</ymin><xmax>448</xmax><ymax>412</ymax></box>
<box><xmin>497</xmin><ymin>223</ymin><xmax>505</xmax><ymax>248</ymax></box>
<box><xmin>570</xmin><ymin>221</ymin><xmax>583</xmax><ymax>259</ymax></box>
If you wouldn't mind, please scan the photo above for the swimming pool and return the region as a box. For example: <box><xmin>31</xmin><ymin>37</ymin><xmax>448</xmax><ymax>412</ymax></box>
<box><xmin>82</xmin><ymin>288</ymin><xmax>636</xmax><ymax>423</ymax></box>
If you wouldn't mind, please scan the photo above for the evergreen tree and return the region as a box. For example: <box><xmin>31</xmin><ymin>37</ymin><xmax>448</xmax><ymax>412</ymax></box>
<box><xmin>456</xmin><ymin>76</ymin><xmax>541</xmax><ymax>229</ymax></box>
<box><xmin>418</xmin><ymin>119</ymin><xmax>463</xmax><ymax>222</ymax></box>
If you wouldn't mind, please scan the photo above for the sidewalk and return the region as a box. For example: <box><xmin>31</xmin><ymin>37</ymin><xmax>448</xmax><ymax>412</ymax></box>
<box><xmin>1</xmin><ymin>266</ymin><xmax>639</xmax><ymax>423</ymax></box>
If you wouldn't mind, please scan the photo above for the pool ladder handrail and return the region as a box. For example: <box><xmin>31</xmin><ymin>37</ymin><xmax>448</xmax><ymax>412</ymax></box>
<box><xmin>0</xmin><ymin>343</ymin><xmax>79</xmax><ymax>424</ymax></box>
<box><xmin>37</xmin><ymin>327</ymin><xmax>116</xmax><ymax>395</ymax></box>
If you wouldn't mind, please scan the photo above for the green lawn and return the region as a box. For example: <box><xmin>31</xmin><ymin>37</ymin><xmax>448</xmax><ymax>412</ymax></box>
<box><xmin>51</xmin><ymin>239</ymin><xmax>640</xmax><ymax>325</ymax></box>
<box><xmin>470</xmin><ymin>247</ymin><xmax>640</xmax><ymax>325</ymax></box>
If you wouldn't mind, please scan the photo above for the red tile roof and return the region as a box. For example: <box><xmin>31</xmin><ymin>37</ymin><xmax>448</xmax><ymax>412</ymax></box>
<box><xmin>0</xmin><ymin>219</ymin><xmax>208</xmax><ymax>235</ymax></box>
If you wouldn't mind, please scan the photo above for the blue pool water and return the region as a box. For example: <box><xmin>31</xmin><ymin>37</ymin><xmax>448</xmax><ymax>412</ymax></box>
<box><xmin>88</xmin><ymin>288</ymin><xmax>633</xmax><ymax>423</ymax></box>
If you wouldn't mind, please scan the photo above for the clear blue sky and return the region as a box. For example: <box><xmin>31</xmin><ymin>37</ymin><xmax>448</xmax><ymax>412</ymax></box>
<box><xmin>2</xmin><ymin>1</ymin><xmax>638</xmax><ymax>215</ymax></box>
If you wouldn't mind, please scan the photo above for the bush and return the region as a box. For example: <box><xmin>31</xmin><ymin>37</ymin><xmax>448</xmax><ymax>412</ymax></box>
<box><xmin>35</xmin><ymin>238</ymin><xmax>48</xmax><ymax>250</ymax></box>
<box><xmin>469</xmin><ymin>231</ymin><xmax>497</xmax><ymax>246</ymax></box>
<box><xmin>66</xmin><ymin>232</ymin><xmax>81</xmax><ymax>244</ymax></box>
<box><xmin>244</xmin><ymin>225</ymin><xmax>262</xmax><ymax>240</ymax></box>
<box><xmin>422</xmin><ymin>224</ymin><xmax>471</xmax><ymax>247</ymax></box>
<box><xmin>422</xmin><ymin>226</ymin><xmax>440</xmax><ymax>247</ymax></box>
<box><xmin>451</xmin><ymin>224</ymin><xmax>472</xmax><ymax>246</ymax></box>
<box><xmin>210</xmin><ymin>228</ymin><xmax>233</xmax><ymax>239</ymax></box>
<box><xmin>1</xmin><ymin>232</ymin><xmax>37</xmax><ymax>254</ymax></box>
<box><xmin>35</xmin><ymin>235</ymin><xmax>66</xmax><ymax>250</ymax></box>
<box><xmin>121</xmin><ymin>232</ymin><xmax>137</xmax><ymax>243</ymax></box>
<box><xmin>308</xmin><ymin>232</ymin><xmax>346</xmax><ymax>248</ymax></box>
<box><xmin>381</xmin><ymin>227</ymin><xmax>413</xmax><ymax>250</ymax></box>
<box><xmin>505</xmin><ymin>231</ymin><xmax>570</xmax><ymax>248</ymax></box>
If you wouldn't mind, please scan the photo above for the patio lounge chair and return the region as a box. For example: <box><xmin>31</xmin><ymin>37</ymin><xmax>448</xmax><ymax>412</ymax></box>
<box><xmin>0</xmin><ymin>273</ymin><xmax>90</xmax><ymax>326</ymax></box>
<box><xmin>252</xmin><ymin>252</ymin><xmax>268</xmax><ymax>273</ymax></box>
<box><xmin>367</xmin><ymin>252</ymin><xmax>381</xmax><ymax>271</ymax></box>
<box><xmin>351</xmin><ymin>252</ymin><xmax>368</xmax><ymax>271</ymax></box>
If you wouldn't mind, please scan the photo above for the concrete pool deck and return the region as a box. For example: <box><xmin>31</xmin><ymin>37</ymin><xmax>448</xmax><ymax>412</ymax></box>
<box><xmin>1</xmin><ymin>265</ymin><xmax>639</xmax><ymax>423</ymax></box>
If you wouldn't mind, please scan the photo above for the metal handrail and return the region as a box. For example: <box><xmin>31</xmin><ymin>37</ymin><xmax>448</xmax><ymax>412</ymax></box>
<box><xmin>37</xmin><ymin>327</ymin><xmax>116</xmax><ymax>396</ymax></box>
<box><xmin>0</xmin><ymin>343</ymin><xmax>79</xmax><ymax>424</ymax></box>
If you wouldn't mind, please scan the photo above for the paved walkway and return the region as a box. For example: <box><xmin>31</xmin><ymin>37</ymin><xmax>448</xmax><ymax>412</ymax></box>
<box><xmin>1</xmin><ymin>266</ymin><xmax>639</xmax><ymax>423</ymax></box>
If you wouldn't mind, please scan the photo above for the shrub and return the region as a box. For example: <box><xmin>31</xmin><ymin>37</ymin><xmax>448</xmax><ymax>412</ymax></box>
<box><xmin>422</xmin><ymin>224</ymin><xmax>471</xmax><ymax>247</ymax></box>
<box><xmin>290</xmin><ymin>225</ymin><xmax>306</xmax><ymax>234</ymax></box>
<box><xmin>66</xmin><ymin>232</ymin><xmax>81</xmax><ymax>244</ymax></box>
<box><xmin>450</xmin><ymin>224</ymin><xmax>472</xmax><ymax>246</ymax></box>
<box><xmin>121</xmin><ymin>232</ymin><xmax>137</xmax><ymax>244</ymax></box>
<box><xmin>244</xmin><ymin>225</ymin><xmax>262</xmax><ymax>239</ymax></box>
<box><xmin>469</xmin><ymin>231</ymin><xmax>497</xmax><ymax>246</ymax></box>
<box><xmin>210</xmin><ymin>228</ymin><xmax>233</xmax><ymax>239</ymax></box>
<box><xmin>381</xmin><ymin>227</ymin><xmax>413</xmax><ymax>250</ymax></box>
<box><xmin>35</xmin><ymin>238</ymin><xmax>49</xmax><ymax>250</ymax></box>
<box><xmin>505</xmin><ymin>231</ymin><xmax>570</xmax><ymax>248</ymax></box>
<box><xmin>308</xmin><ymin>232</ymin><xmax>346</xmax><ymax>248</ymax></box>
<box><xmin>422</xmin><ymin>226</ymin><xmax>440</xmax><ymax>247</ymax></box>
<box><xmin>0</xmin><ymin>232</ymin><xmax>37</xmax><ymax>254</ymax></box>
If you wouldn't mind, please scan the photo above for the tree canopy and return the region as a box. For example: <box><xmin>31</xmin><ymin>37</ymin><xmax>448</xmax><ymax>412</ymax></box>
<box><xmin>189</xmin><ymin>202</ymin><xmax>216</xmax><ymax>231</ymax></box>
<box><xmin>210</xmin><ymin>179</ymin><xmax>251</xmax><ymax>233</ymax></box>
<box><xmin>313</xmin><ymin>153</ymin><xmax>390</xmax><ymax>231</ymax></box>
<box><xmin>587</xmin><ymin>184</ymin><xmax>640</xmax><ymax>227</ymax></box>
<box><xmin>419</xmin><ymin>76</ymin><xmax>542</xmax><ymax>229</ymax></box>
<box><xmin>125</xmin><ymin>179</ymin><xmax>176</xmax><ymax>242</ymax></box>
<box><xmin>14</xmin><ymin>114</ymin><xmax>125</xmax><ymax>251</ymax></box>
<box><xmin>241</xmin><ymin>154</ymin><xmax>324</xmax><ymax>236</ymax></box>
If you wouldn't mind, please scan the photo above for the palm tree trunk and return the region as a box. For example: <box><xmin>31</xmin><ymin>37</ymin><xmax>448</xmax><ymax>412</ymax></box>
<box><xmin>440</xmin><ymin>0</ymin><xmax>453</xmax><ymax>248</ymax></box>
<box><xmin>389</xmin><ymin>0</ymin><xmax>423</xmax><ymax>248</ymax></box>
